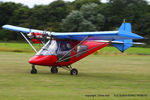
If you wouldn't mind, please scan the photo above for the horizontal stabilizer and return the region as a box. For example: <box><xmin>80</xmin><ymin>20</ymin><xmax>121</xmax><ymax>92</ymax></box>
<box><xmin>118</xmin><ymin>23</ymin><xmax>143</xmax><ymax>39</ymax></box>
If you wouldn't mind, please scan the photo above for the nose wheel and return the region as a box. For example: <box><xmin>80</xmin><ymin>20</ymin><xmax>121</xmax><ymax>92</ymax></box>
<box><xmin>31</xmin><ymin>64</ymin><xmax>37</xmax><ymax>74</ymax></box>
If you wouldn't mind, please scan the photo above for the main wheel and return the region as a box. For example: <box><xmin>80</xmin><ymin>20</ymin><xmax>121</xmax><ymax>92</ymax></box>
<box><xmin>51</xmin><ymin>67</ymin><xmax>58</xmax><ymax>73</ymax></box>
<box><xmin>70</xmin><ymin>68</ymin><xmax>78</xmax><ymax>75</ymax></box>
<box><xmin>31</xmin><ymin>68</ymin><xmax>37</xmax><ymax>74</ymax></box>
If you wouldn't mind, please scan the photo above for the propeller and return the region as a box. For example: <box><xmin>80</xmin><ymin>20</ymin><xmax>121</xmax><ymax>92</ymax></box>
<box><xmin>27</xmin><ymin>15</ymin><xmax>53</xmax><ymax>45</ymax></box>
<box><xmin>47</xmin><ymin>27</ymin><xmax>53</xmax><ymax>44</ymax></box>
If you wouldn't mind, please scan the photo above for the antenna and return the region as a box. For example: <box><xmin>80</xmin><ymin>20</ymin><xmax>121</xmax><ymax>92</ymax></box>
<box><xmin>29</xmin><ymin>15</ymin><xmax>33</xmax><ymax>33</ymax></box>
<box><xmin>123</xmin><ymin>19</ymin><xmax>126</xmax><ymax>23</ymax></box>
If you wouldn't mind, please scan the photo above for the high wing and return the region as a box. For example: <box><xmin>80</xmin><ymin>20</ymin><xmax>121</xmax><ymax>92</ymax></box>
<box><xmin>2</xmin><ymin>23</ymin><xmax>143</xmax><ymax>41</ymax></box>
<box><xmin>2</xmin><ymin>23</ymin><xmax>144</xmax><ymax>52</ymax></box>
<box><xmin>2</xmin><ymin>25</ymin><xmax>47</xmax><ymax>33</ymax></box>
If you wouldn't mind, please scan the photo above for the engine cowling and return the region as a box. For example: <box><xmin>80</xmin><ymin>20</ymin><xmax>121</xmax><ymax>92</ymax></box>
<box><xmin>27</xmin><ymin>32</ymin><xmax>45</xmax><ymax>44</ymax></box>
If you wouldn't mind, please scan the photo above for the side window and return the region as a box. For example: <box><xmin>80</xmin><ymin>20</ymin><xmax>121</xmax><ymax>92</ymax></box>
<box><xmin>60</xmin><ymin>42</ymin><xmax>72</xmax><ymax>51</ymax></box>
<box><xmin>57</xmin><ymin>41</ymin><xmax>72</xmax><ymax>62</ymax></box>
<box><xmin>76</xmin><ymin>45</ymin><xmax>88</xmax><ymax>57</ymax></box>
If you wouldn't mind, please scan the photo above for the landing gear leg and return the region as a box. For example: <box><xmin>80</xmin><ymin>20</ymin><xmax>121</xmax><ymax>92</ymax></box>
<box><xmin>30</xmin><ymin>64</ymin><xmax>37</xmax><ymax>74</ymax></box>
<box><xmin>51</xmin><ymin>66</ymin><xmax>58</xmax><ymax>73</ymax></box>
<box><xmin>63</xmin><ymin>65</ymin><xmax>78</xmax><ymax>75</ymax></box>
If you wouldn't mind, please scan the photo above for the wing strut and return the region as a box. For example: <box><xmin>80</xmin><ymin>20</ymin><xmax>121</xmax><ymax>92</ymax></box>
<box><xmin>20</xmin><ymin>32</ymin><xmax>37</xmax><ymax>53</ymax></box>
<box><xmin>56</xmin><ymin>38</ymin><xmax>112</xmax><ymax>63</ymax></box>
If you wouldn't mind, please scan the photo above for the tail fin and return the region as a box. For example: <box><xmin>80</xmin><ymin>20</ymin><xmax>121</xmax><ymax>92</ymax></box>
<box><xmin>112</xmin><ymin>23</ymin><xmax>134</xmax><ymax>52</ymax></box>
<box><xmin>119</xmin><ymin>23</ymin><xmax>131</xmax><ymax>32</ymax></box>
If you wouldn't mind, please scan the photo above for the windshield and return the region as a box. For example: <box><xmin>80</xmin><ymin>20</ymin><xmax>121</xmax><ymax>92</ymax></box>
<box><xmin>36</xmin><ymin>40</ymin><xmax>57</xmax><ymax>55</ymax></box>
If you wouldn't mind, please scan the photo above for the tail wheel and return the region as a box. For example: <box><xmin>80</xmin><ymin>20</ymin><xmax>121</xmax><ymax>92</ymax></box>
<box><xmin>70</xmin><ymin>68</ymin><xmax>78</xmax><ymax>75</ymax></box>
<box><xmin>51</xmin><ymin>67</ymin><xmax>58</xmax><ymax>73</ymax></box>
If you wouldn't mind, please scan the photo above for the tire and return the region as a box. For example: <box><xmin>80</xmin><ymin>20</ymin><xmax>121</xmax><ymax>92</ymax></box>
<box><xmin>70</xmin><ymin>68</ymin><xmax>78</xmax><ymax>75</ymax></box>
<box><xmin>31</xmin><ymin>68</ymin><xmax>37</xmax><ymax>74</ymax></box>
<box><xmin>51</xmin><ymin>67</ymin><xmax>58</xmax><ymax>73</ymax></box>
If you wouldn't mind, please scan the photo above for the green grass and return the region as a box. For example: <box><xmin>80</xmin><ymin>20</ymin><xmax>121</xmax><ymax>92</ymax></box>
<box><xmin>0</xmin><ymin>51</ymin><xmax>150</xmax><ymax>100</ymax></box>
<box><xmin>0</xmin><ymin>42</ymin><xmax>150</xmax><ymax>55</ymax></box>
<box><xmin>0</xmin><ymin>42</ymin><xmax>41</xmax><ymax>52</ymax></box>
<box><xmin>100</xmin><ymin>46</ymin><xmax>150</xmax><ymax>55</ymax></box>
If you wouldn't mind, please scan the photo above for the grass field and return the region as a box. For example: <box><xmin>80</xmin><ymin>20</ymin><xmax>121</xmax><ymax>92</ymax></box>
<box><xmin>0</xmin><ymin>42</ymin><xmax>41</xmax><ymax>52</ymax></box>
<box><xmin>0</xmin><ymin>51</ymin><xmax>150</xmax><ymax>100</ymax></box>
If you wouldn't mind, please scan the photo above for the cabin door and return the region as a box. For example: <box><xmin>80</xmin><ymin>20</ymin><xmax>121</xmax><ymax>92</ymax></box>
<box><xmin>57</xmin><ymin>41</ymin><xmax>72</xmax><ymax>62</ymax></box>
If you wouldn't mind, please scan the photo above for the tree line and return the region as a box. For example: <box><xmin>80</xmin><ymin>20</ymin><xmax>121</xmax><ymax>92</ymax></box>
<box><xmin>0</xmin><ymin>0</ymin><xmax>150</xmax><ymax>43</ymax></box>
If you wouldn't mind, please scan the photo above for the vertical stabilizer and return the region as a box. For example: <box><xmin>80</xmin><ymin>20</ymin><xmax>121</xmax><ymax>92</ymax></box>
<box><xmin>119</xmin><ymin>23</ymin><xmax>131</xmax><ymax>32</ymax></box>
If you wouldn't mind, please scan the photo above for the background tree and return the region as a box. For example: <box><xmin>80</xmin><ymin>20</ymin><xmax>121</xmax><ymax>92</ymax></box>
<box><xmin>62</xmin><ymin>11</ymin><xmax>96</xmax><ymax>32</ymax></box>
<box><xmin>0</xmin><ymin>0</ymin><xmax>149</xmax><ymax>43</ymax></box>
<box><xmin>80</xmin><ymin>3</ymin><xmax>105</xmax><ymax>30</ymax></box>
<box><xmin>0</xmin><ymin>2</ymin><xmax>28</xmax><ymax>40</ymax></box>
<box><xmin>0</xmin><ymin>2</ymin><xmax>25</xmax><ymax>26</ymax></box>
<box><xmin>101</xmin><ymin>0</ymin><xmax>148</xmax><ymax>31</ymax></box>
<box><xmin>62</xmin><ymin>3</ymin><xmax>105</xmax><ymax>32</ymax></box>
<box><xmin>28</xmin><ymin>0</ymin><xmax>70</xmax><ymax>31</ymax></box>
<box><xmin>72</xmin><ymin>0</ymin><xmax>101</xmax><ymax>10</ymax></box>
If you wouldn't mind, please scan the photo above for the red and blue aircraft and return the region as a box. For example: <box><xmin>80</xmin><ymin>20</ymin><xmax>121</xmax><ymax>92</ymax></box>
<box><xmin>2</xmin><ymin>23</ymin><xmax>143</xmax><ymax>75</ymax></box>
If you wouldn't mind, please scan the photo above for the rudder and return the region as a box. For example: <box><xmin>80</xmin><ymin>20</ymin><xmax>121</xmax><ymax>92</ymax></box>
<box><xmin>119</xmin><ymin>23</ymin><xmax>131</xmax><ymax>32</ymax></box>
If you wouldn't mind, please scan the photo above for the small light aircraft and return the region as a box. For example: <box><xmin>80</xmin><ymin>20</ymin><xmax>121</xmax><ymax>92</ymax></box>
<box><xmin>2</xmin><ymin>23</ymin><xmax>143</xmax><ymax>75</ymax></box>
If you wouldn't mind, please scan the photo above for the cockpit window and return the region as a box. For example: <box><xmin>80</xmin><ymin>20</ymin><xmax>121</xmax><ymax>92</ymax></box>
<box><xmin>57</xmin><ymin>41</ymin><xmax>72</xmax><ymax>62</ymax></box>
<box><xmin>59</xmin><ymin>41</ymin><xmax>72</xmax><ymax>51</ymax></box>
<box><xmin>36</xmin><ymin>40</ymin><xmax>57</xmax><ymax>55</ymax></box>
